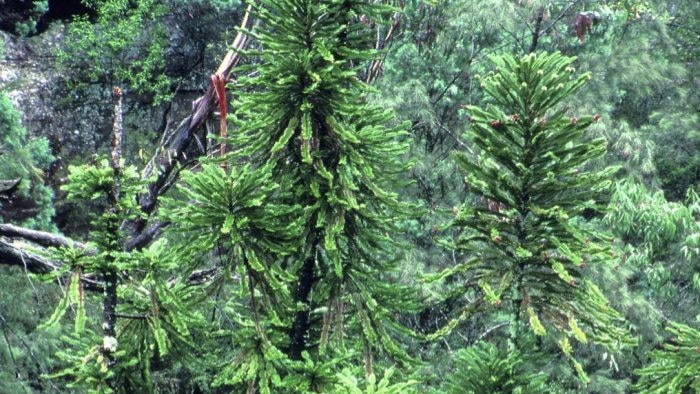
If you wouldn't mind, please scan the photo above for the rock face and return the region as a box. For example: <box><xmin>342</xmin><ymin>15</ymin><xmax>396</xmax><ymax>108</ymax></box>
<box><xmin>0</xmin><ymin>2</ymin><xmax>244</xmax><ymax>233</ymax></box>
<box><xmin>1</xmin><ymin>25</ymin><xmax>70</xmax><ymax>150</ymax></box>
<box><xmin>1</xmin><ymin>23</ymin><xmax>203</xmax><ymax>161</ymax></box>
<box><xmin>0</xmin><ymin>2</ymin><xmax>242</xmax><ymax>165</ymax></box>
<box><xmin>0</xmin><ymin>21</ymin><xmax>207</xmax><ymax>233</ymax></box>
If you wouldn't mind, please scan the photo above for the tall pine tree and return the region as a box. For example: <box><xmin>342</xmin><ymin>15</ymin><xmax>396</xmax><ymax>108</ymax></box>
<box><xmin>197</xmin><ymin>0</ymin><xmax>418</xmax><ymax>391</ymax></box>
<box><xmin>433</xmin><ymin>52</ymin><xmax>635</xmax><ymax>382</ymax></box>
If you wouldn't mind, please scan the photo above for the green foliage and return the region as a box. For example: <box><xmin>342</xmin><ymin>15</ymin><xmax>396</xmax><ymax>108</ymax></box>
<box><xmin>38</xmin><ymin>263</ymin><xmax>87</xmax><ymax>334</ymax></box>
<box><xmin>604</xmin><ymin>181</ymin><xmax>699</xmax><ymax>322</ymax></box>
<box><xmin>61</xmin><ymin>160</ymin><xmax>145</xmax><ymax>260</ymax></box>
<box><xmin>643</xmin><ymin>111</ymin><xmax>699</xmax><ymax>200</ymax></box>
<box><xmin>569</xmin><ymin>0</ymin><xmax>697</xmax><ymax>194</ymax></box>
<box><xmin>57</xmin><ymin>0</ymin><xmax>172</xmax><ymax>104</ymax></box>
<box><xmin>0</xmin><ymin>93</ymin><xmax>55</xmax><ymax>230</ymax></box>
<box><xmin>444</xmin><ymin>341</ymin><xmax>549</xmax><ymax>394</ymax></box>
<box><xmin>333</xmin><ymin>367</ymin><xmax>418</xmax><ymax>394</ymax></box>
<box><xmin>161</xmin><ymin>163</ymin><xmax>305</xmax><ymax>392</ymax></box>
<box><xmin>436</xmin><ymin>52</ymin><xmax>635</xmax><ymax>380</ymax></box>
<box><xmin>45</xmin><ymin>329</ymin><xmax>121</xmax><ymax>393</ymax></box>
<box><xmin>635</xmin><ymin>322</ymin><xmax>700</xmax><ymax>394</ymax></box>
<box><xmin>211</xmin><ymin>0</ymin><xmax>421</xmax><ymax>389</ymax></box>
<box><xmin>374</xmin><ymin>1</ymin><xmax>514</xmax><ymax>292</ymax></box>
<box><xmin>13</xmin><ymin>1</ymin><xmax>48</xmax><ymax>36</ymax></box>
<box><xmin>0</xmin><ymin>265</ymin><xmax>65</xmax><ymax>393</ymax></box>
<box><xmin>160</xmin><ymin>163</ymin><xmax>303</xmax><ymax>260</ymax></box>
<box><xmin>42</xmin><ymin>160</ymin><xmax>211</xmax><ymax>392</ymax></box>
<box><xmin>606</xmin><ymin>181</ymin><xmax>697</xmax><ymax>255</ymax></box>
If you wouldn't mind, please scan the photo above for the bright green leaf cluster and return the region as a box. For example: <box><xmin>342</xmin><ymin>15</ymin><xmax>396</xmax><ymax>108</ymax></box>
<box><xmin>437</xmin><ymin>52</ymin><xmax>635</xmax><ymax>379</ymax></box>
<box><xmin>635</xmin><ymin>322</ymin><xmax>700</xmax><ymax>394</ymax></box>
<box><xmin>444</xmin><ymin>341</ymin><xmax>550</xmax><ymax>394</ymax></box>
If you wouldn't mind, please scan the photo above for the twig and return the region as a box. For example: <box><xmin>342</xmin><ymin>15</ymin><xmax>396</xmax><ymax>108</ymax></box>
<box><xmin>541</xmin><ymin>0</ymin><xmax>582</xmax><ymax>36</ymax></box>
<box><xmin>366</xmin><ymin>8</ymin><xmax>403</xmax><ymax>84</ymax></box>
<box><xmin>18</xmin><ymin>250</ymin><xmax>40</xmax><ymax>308</ymax></box>
<box><xmin>0</xmin><ymin>314</ymin><xmax>22</xmax><ymax>382</ymax></box>
<box><xmin>0</xmin><ymin>239</ymin><xmax>60</xmax><ymax>273</ymax></box>
<box><xmin>477</xmin><ymin>321</ymin><xmax>509</xmax><ymax>341</ymax></box>
<box><xmin>435</xmin><ymin>121</ymin><xmax>473</xmax><ymax>154</ymax></box>
<box><xmin>431</xmin><ymin>71</ymin><xmax>465</xmax><ymax>107</ymax></box>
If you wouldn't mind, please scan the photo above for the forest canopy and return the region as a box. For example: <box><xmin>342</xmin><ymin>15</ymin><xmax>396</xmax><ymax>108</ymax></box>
<box><xmin>0</xmin><ymin>0</ymin><xmax>697</xmax><ymax>393</ymax></box>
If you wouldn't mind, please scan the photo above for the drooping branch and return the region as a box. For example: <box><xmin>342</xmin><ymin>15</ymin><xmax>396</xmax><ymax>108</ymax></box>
<box><xmin>0</xmin><ymin>233</ymin><xmax>101</xmax><ymax>290</ymax></box>
<box><xmin>0</xmin><ymin>234</ymin><xmax>217</xmax><ymax>292</ymax></box>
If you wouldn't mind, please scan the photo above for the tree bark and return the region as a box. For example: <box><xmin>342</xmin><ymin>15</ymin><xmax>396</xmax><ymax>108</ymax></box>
<box><xmin>288</xmin><ymin>238</ymin><xmax>318</xmax><ymax>360</ymax></box>
<box><xmin>0</xmin><ymin>223</ymin><xmax>88</xmax><ymax>250</ymax></box>
<box><xmin>0</xmin><ymin>239</ymin><xmax>59</xmax><ymax>273</ymax></box>
<box><xmin>100</xmin><ymin>86</ymin><xmax>123</xmax><ymax>384</ymax></box>
<box><xmin>123</xmin><ymin>4</ymin><xmax>254</xmax><ymax>241</ymax></box>
<box><xmin>528</xmin><ymin>9</ymin><xmax>544</xmax><ymax>54</ymax></box>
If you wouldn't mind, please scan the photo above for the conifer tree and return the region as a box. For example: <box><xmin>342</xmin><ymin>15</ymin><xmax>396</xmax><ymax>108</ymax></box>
<box><xmin>201</xmin><ymin>0</ymin><xmax>419</xmax><ymax>391</ymax></box>
<box><xmin>635</xmin><ymin>321</ymin><xmax>700</xmax><ymax>393</ymax></box>
<box><xmin>444</xmin><ymin>341</ymin><xmax>549</xmax><ymax>394</ymax></box>
<box><xmin>434</xmin><ymin>52</ymin><xmax>635</xmax><ymax>381</ymax></box>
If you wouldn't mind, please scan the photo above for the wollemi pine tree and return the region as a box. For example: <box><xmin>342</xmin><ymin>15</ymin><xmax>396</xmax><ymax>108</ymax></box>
<box><xmin>435</xmin><ymin>52</ymin><xmax>636</xmax><ymax>382</ymax></box>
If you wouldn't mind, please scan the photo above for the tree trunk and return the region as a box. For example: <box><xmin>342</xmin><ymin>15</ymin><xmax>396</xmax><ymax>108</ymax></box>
<box><xmin>528</xmin><ymin>9</ymin><xmax>544</xmax><ymax>54</ymax></box>
<box><xmin>289</xmin><ymin>237</ymin><xmax>318</xmax><ymax>360</ymax></box>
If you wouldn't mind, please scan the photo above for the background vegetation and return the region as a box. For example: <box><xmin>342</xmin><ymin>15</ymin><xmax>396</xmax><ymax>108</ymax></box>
<box><xmin>0</xmin><ymin>0</ymin><xmax>697</xmax><ymax>393</ymax></box>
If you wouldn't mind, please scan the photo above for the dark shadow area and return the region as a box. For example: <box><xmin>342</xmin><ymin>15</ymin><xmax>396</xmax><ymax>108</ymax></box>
<box><xmin>38</xmin><ymin>0</ymin><xmax>96</xmax><ymax>32</ymax></box>
<box><xmin>0</xmin><ymin>0</ymin><xmax>94</xmax><ymax>36</ymax></box>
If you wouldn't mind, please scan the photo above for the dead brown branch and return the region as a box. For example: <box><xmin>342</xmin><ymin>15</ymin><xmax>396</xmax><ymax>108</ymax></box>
<box><xmin>0</xmin><ymin>239</ymin><xmax>60</xmax><ymax>274</ymax></box>
<box><xmin>366</xmin><ymin>7</ymin><xmax>403</xmax><ymax>84</ymax></box>
<box><xmin>0</xmin><ymin>223</ymin><xmax>88</xmax><ymax>250</ymax></box>
<box><xmin>125</xmin><ymin>3</ymin><xmax>254</xmax><ymax>240</ymax></box>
